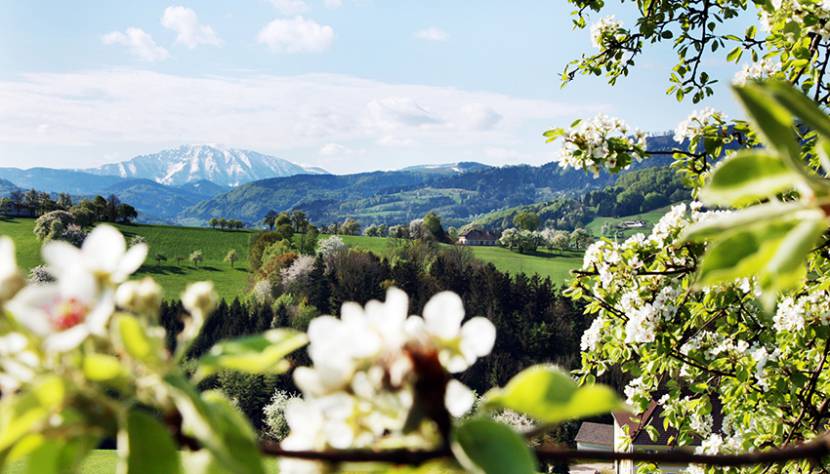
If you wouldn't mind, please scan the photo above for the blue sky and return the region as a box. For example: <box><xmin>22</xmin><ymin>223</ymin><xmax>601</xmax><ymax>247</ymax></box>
<box><xmin>0</xmin><ymin>1</ymin><xmax>753</xmax><ymax>173</ymax></box>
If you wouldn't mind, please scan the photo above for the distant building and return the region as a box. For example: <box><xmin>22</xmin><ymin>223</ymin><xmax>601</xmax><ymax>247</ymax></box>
<box><xmin>457</xmin><ymin>229</ymin><xmax>498</xmax><ymax>246</ymax></box>
<box><xmin>618</xmin><ymin>220</ymin><xmax>646</xmax><ymax>229</ymax></box>
<box><xmin>575</xmin><ymin>397</ymin><xmax>720</xmax><ymax>474</ymax></box>
<box><xmin>575</xmin><ymin>422</ymin><xmax>614</xmax><ymax>452</ymax></box>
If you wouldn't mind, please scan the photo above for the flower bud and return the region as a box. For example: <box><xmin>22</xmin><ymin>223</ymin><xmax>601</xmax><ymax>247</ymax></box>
<box><xmin>182</xmin><ymin>281</ymin><xmax>217</xmax><ymax>318</ymax></box>
<box><xmin>0</xmin><ymin>237</ymin><xmax>24</xmax><ymax>304</ymax></box>
<box><xmin>115</xmin><ymin>277</ymin><xmax>162</xmax><ymax>316</ymax></box>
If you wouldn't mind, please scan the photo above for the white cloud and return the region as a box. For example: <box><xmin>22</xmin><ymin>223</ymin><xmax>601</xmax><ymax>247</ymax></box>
<box><xmin>377</xmin><ymin>136</ymin><xmax>415</xmax><ymax>148</ymax></box>
<box><xmin>319</xmin><ymin>143</ymin><xmax>364</xmax><ymax>156</ymax></box>
<box><xmin>324</xmin><ymin>0</ymin><xmax>343</xmax><ymax>8</ymax></box>
<box><xmin>368</xmin><ymin>97</ymin><xmax>441</xmax><ymax>129</ymax></box>
<box><xmin>460</xmin><ymin>104</ymin><xmax>502</xmax><ymax>130</ymax></box>
<box><xmin>161</xmin><ymin>6</ymin><xmax>222</xmax><ymax>48</ymax></box>
<box><xmin>257</xmin><ymin>17</ymin><xmax>334</xmax><ymax>53</ymax></box>
<box><xmin>268</xmin><ymin>0</ymin><xmax>310</xmax><ymax>15</ymax></box>
<box><xmin>415</xmin><ymin>27</ymin><xmax>449</xmax><ymax>42</ymax></box>
<box><xmin>101</xmin><ymin>28</ymin><xmax>169</xmax><ymax>62</ymax></box>
<box><xmin>0</xmin><ymin>70</ymin><xmax>605</xmax><ymax>170</ymax></box>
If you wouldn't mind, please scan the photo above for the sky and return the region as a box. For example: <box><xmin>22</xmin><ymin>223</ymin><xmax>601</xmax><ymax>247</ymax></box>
<box><xmin>0</xmin><ymin>1</ymin><xmax>754</xmax><ymax>174</ymax></box>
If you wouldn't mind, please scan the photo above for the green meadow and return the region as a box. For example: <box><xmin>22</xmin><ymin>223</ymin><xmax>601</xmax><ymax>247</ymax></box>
<box><xmin>585</xmin><ymin>206</ymin><xmax>670</xmax><ymax>238</ymax></box>
<box><xmin>0</xmin><ymin>219</ymin><xmax>585</xmax><ymax>303</ymax></box>
<box><xmin>0</xmin><ymin>218</ymin><xmax>252</xmax><ymax>301</ymax></box>
<box><xmin>339</xmin><ymin>235</ymin><xmax>582</xmax><ymax>284</ymax></box>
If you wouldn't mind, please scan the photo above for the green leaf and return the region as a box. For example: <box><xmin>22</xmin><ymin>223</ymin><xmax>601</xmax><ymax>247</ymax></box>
<box><xmin>164</xmin><ymin>374</ymin><xmax>265</xmax><ymax>474</ymax></box>
<box><xmin>121</xmin><ymin>409</ymin><xmax>182</xmax><ymax>474</ymax></box>
<box><xmin>699</xmin><ymin>150</ymin><xmax>803</xmax><ymax>206</ymax></box>
<box><xmin>543</xmin><ymin>128</ymin><xmax>566</xmax><ymax>143</ymax></box>
<box><xmin>116</xmin><ymin>314</ymin><xmax>156</xmax><ymax>364</ymax></box>
<box><xmin>82</xmin><ymin>354</ymin><xmax>125</xmax><ymax>382</ymax></box>
<box><xmin>482</xmin><ymin>365</ymin><xmax>623</xmax><ymax>424</ymax></box>
<box><xmin>0</xmin><ymin>376</ymin><xmax>64</xmax><ymax>452</ymax></box>
<box><xmin>451</xmin><ymin>418</ymin><xmax>537</xmax><ymax>474</ymax></box>
<box><xmin>12</xmin><ymin>438</ymin><xmax>61</xmax><ymax>474</ymax></box>
<box><xmin>767</xmin><ymin>81</ymin><xmax>830</xmax><ymax>139</ymax></box>
<box><xmin>760</xmin><ymin>213</ymin><xmax>828</xmax><ymax>295</ymax></box>
<box><xmin>732</xmin><ymin>84</ymin><xmax>801</xmax><ymax>168</ymax></box>
<box><xmin>195</xmin><ymin>329</ymin><xmax>307</xmax><ymax>381</ymax></box>
<box><xmin>694</xmin><ymin>210</ymin><xmax>827</xmax><ymax>306</ymax></box>
<box><xmin>181</xmin><ymin>450</ymin><xmax>235</xmax><ymax>474</ymax></box>
<box><xmin>726</xmin><ymin>46</ymin><xmax>743</xmax><ymax>62</ymax></box>
<box><xmin>696</xmin><ymin>219</ymin><xmax>797</xmax><ymax>286</ymax></box>
<box><xmin>682</xmin><ymin>201</ymin><xmax>805</xmax><ymax>241</ymax></box>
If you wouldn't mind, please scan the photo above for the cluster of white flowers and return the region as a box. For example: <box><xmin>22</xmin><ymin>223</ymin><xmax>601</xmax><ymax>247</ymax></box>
<box><xmin>558</xmin><ymin>114</ymin><xmax>647</xmax><ymax>176</ymax></box>
<box><xmin>4</xmin><ymin>225</ymin><xmax>147</xmax><ymax>353</ymax></box>
<box><xmin>689</xmin><ymin>411</ymin><xmax>714</xmax><ymax>438</ymax></box>
<box><xmin>590</xmin><ymin>16</ymin><xmax>625</xmax><ymax>49</ymax></box>
<box><xmin>622</xmin><ymin>286</ymin><xmax>681</xmax><ymax>345</ymax></box>
<box><xmin>580</xmin><ymin>316</ymin><xmax>605</xmax><ymax>351</ymax></box>
<box><xmin>623</xmin><ymin>376</ymin><xmax>653</xmax><ymax>410</ymax></box>
<box><xmin>774</xmin><ymin>291</ymin><xmax>830</xmax><ymax>332</ymax></box>
<box><xmin>282</xmin><ymin>288</ymin><xmax>496</xmax><ymax>473</ymax></box>
<box><xmin>773</xmin><ymin>296</ymin><xmax>807</xmax><ymax>332</ymax></box>
<box><xmin>733</xmin><ymin>58</ymin><xmax>783</xmax><ymax>85</ymax></box>
<box><xmin>749</xmin><ymin>345</ymin><xmax>780</xmax><ymax>390</ymax></box>
<box><xmin>673</xmin><ymin>108</ymin><xmax>727</xmax><ymax>144</ymax></box>
<box><xmin>0</xmin><ymin>332</ymin><xmax>39</xmax><ymax>393</ymax></box>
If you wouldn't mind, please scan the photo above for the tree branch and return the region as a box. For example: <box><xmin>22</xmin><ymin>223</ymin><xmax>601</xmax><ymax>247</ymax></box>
<box><xmin>259</xmin><ymin>433</ymin><xmax>830</xmax><ymax>467</ymax></box>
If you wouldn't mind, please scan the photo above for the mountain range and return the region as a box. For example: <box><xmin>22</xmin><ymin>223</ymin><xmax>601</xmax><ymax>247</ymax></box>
<box><xmin>0</xmin><ymin>136</ymin><xmax>680</xmax><ymax>226</ymax></box>
<box><xmin>83</xmin><ymin>145</ymin><xmax>326</xmax><ymax>187</ymax></box>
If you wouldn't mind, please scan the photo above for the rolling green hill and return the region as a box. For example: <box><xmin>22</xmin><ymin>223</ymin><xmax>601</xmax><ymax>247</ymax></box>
<box><xmin>586</xmin><ymin>206</ymin><xmax>671</xmax><ymax>238</ymax></box>
<box><xmin>339</xmin><ymin>235</ymin><xmax>583</xmax><ymax>283</ymax></box>
<box><xmin>0</xmin><ymin>218</ymin><xmax>584</xmax><ymax>303</ymax></box>
<box><xmin>0</xmin><ymin>218</ymin><xmax>252</xmax><ymax>300</ymax></box>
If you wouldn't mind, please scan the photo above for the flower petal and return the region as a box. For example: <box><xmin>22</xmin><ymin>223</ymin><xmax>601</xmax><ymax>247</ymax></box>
<box><xmin>383</xmin><ymin>287</ymin><xmax>409</xmax><ymax>324</ymax></box>
<box><xmin>423</xmin><ymin>291</ymin><xmax>464</xmax><ymax>339</ymax></box>
<box><xmin>460</xmin><ymin>317</ymin><xmax>497</xmax><ymax>358</ymax></box>
<box><xmin>44</xmin><ymin>325</ymin><xmax>90</xmax><ymax>353</ymax></box>
<box><xmin>42</xmin><ymin>240</ymin><xmax>82</xmax><ymax>277</ymax></box>
<box><xmin>82</xmin><ymin>224</ymin><xmax>126</xmax><ymax>273</ymax></box>
<box><xmin>113</xmin><ymin>243</ymin><xmax>148</xmax><ymax>281</ymax></box>
<box><xmin>6</xmin><ymin>285</ymin><xmax>58</xmax><ymax>336</ymax></box>
<box><xmin>85</xmin><ymin>292</ymin><xmax>115</xmax><ymax>336</ymax></box>
<box><xmin>445</xmin><ymin>379</ymin><xmax>475</xmax><ymax>417</ymax></box>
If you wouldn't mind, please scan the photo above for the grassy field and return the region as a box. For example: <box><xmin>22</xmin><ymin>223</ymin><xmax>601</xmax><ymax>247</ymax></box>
<box><xmin>586</xmin><ymin>206</ymin><xmax>671</xmax><ymax>238</ymax></box>
<box><xmin>0</xmin><ymin>218</ymin><xmax>585</xmax><ymax>302</ymax></box>
<box><xmin>340</xmin><ymin>235</ymin><xmax>582</xmax><ymax>284</ymax></box>
<box><xmin>3</xmin><ymin>450</ymin><xmax>279</xmax><ymax>473</ymax></box>
<box><xmin>0</xmin><ymin>218</ymin><xmax>252</xmax><ymax>301</ymax></box>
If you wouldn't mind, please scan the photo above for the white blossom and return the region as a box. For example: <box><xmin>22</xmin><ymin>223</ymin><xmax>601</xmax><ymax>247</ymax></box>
<box><xmin>115</xmin><ymin>277</ymin><xmax>162</xmax><ymax>315</ymax></box>
<box><xmin>42</xmin><ymin>224</ymin><xmax>147</xmax><ymax>285</ymax></box>
<box><xmin>180</xmin><ymin>281</ymin><xmax>218</xmax><ymax>341</ymax></box>
<box><xmin>0</xmin><ymin>332</ymin><xmax>39</xmax><ymax>393</ymax></box>
<box><xmin>590</xmin><ymin>16</ymin><xmax>624</xmax><ymax>49</ymax></box>
<box><xmin>581</xmin><ymin>316</ymin><xmax>605</xmax><ymax>351</ymax></box>
<box><xmin>673</xmin><ymin>108</ymin><xmax>726</xmax><ymax>143</ymax></box>
<box><xmin>405</xmin><ymin>291</ymin><xmax>497</xmax><ymax>373</ymax></box>
<box><xmin>558</xmin><ymin>114</ymin><xmax>646</xmax><ymax>176</ymax></box>
<box><xmin>773</xmin><ymin>296</ymin><xmax>806</xmax><ymax>332</ymax></box>
<box><xmin>0</xmin><ymin>236</ymin><xmax>24</xmax><ymax>304</ymax></box>
<box><xmin>6</xmin><ymin>270</ymin><xmax>114</xmax><ymax>353</ymax></box>
<box><xmin>733</xmin><ymin>57</ymin><xmax>782</xmax><ymax>85</ymax></box>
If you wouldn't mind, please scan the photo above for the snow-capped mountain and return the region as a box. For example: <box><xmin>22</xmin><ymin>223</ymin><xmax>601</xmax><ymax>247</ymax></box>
<box><xmin>85</xmin><ymin>145</ymin><xmax>326</xmax><ymax>187</ymax></box>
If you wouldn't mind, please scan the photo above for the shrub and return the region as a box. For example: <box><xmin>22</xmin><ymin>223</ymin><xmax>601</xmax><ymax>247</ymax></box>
<box><xmin>33</xmin><ymin>210</ymin><xmax>74</xmax><ymax>241</ymax></box>
<box><xmin>262</xmin><ymin>389</ymin><xmax>301</xmax><ymax>440</ymax></box>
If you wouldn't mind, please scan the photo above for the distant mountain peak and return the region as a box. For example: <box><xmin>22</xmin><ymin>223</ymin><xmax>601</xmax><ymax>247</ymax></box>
<box><xmin>85</xmin><ymin>145</ymin><xmax>327</xmax><ymax>187</ymax></box>
<box><xmin>401</xmin><ymin>161</ymin><xmax>491</xmax><ymax>175</ymax></box>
